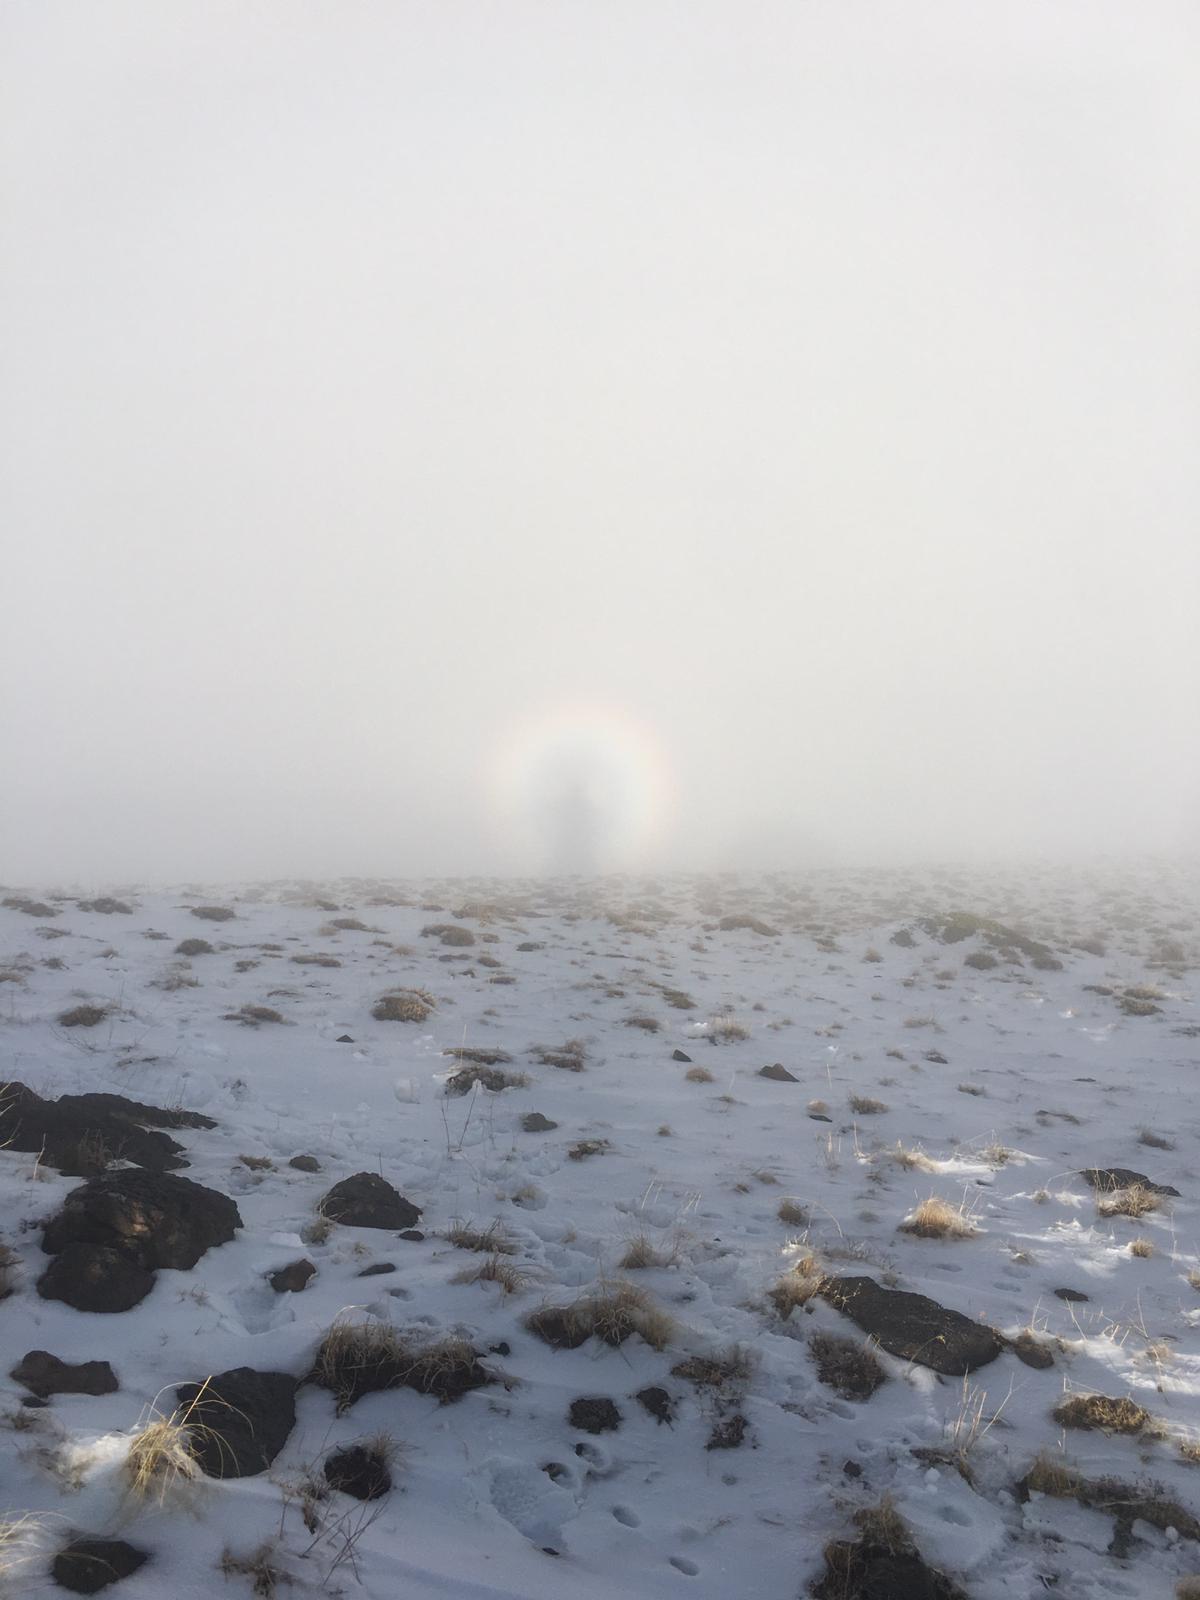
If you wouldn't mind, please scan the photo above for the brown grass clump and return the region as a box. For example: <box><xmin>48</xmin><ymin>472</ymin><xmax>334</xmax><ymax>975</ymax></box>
<box><xmin>777</xmin><ymin>1198</ymin><xmax>809</xmax><ymax>1226</ymax></box>
<box><xmin>899</xmin><ymin>1196</ymin><xmax>977</xmax><ymax>1240</ymax></box>
<box><xmin>444</xmin><ymin>1065</ymin><xmax>530</xmax><ymax>1096</ymax></box>
<box><xmin>809</xmin><ymin>1333</ymin><xmax>887</xmax><ymax>1400</ymax></box>
<box><xmin>685</xmin><ymin>1065</ymin><xmax>715</xmax><ymax>1083</ymax></box>
<box><xmin>175</xmin><ymin>937</ymin><xmax>214</xmax><ymax>956</ymax></box>
<box><xmin>891</xmin><ymin>1143</ymin><xmax>939</xmax><ymax>1173</ymax></box>
<box><xmin>1053</xmin><ymin>1394</ymin><xmax>1152</xmax><ymax>1435</ymax></box>
<box><xmin>219</xmin><ymin>1543</ymin><xmax>285</xmax><ymax>1597</ymax></box>
<box><xmin>1098</xmin><ymin>1184</ymin><xmax>1162</xmax><ymax>1219</ymax></box>
<box><xmin>57</xmin><ymin>1004</ymin><xmax>110</xmax><ymax>1029</ymax></box>
<box><xmin>671</xmin><ymin>1345</ymin><xmax>755</xmax><ymax>1391</ymax></box>
<box><xmin>312</xmin><ymin>1321</ymin><xmax>491</xmax><ymax>1411</ymax></box>
<box><xmin>567</xmin><ymin>1138</ymin><xmax>610</xmax><ymax>1160</ymax></box>
<box><xmin>849</xmin><ymin>1094</ymin><xmax>889</xmax><ymax>1115</ymax></box>
<box><xmin>421</xmin><ymin>923</ymin><xmax>475</xmax><ymax>947</ymax></box>
<box><xmin>125</xmin><ymin>1391</ymin><xmax>210</xmax><ymax>1502</ymax></box>
<box><xmin>372</xmin><ymin>990</ymin><xmax>434</xmax><ymax>1024</ymax></box>
<box><xmin>526</xmin><ymin>1281</ymin><xmax>674</xmax><ymax>1352</ymax></box>
<box><xmin>1023</xmin><ymin>1449</ymin><xmax>1081</xmax><ymax>1498</ymax></box>
<box><xmin>224</xmin><ymin>1004</ymin><xmax>286</xmax><ymax>1026</ymax></box>
<box><xmin>446</xmin><ymin>1220</ymin><xmax>515</xmax><ymax>1254</ymax></box>
<box><xmin>534</xmin><ymin>1040</ymin><xmax>587</xmax><ymax>1071</ymax></box>
<box><xmin>708</xmin><ymin>1015</ymin><xmax>750</xmax><ymax>1043</ymax></box>
<box><xmin>768</xmin><ymin>1252</ymin><xmax>826</xmax><ymax>1318</ymax></box>
<box><xmin>625</xmin><ymin>1014</ymin><xmax>660</xmax><ymax>1032</ymax></box>
<box><xmin>451</xmin><ymin>1254</ymin><xmax>528</xmax><ymax>1295</ymax></box>
<box><xmin>1138</xmin><ymin>1128</ymin><xmax>1174</xmax><ymax>1150</ymax></box>
<box><xmin>1130</xmin><ymin>1237</ymin><xmax>1155</xmax><ymax>1258</ymax></box>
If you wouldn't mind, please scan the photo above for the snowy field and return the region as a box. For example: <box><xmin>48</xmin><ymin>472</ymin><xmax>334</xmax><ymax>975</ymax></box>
<box><xmin>1</xmin><ymin>866</ymin><xmax>1198</xmax><ymax>1599</ymax></box>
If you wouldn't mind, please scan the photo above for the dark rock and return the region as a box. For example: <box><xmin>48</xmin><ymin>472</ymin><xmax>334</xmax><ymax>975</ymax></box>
<box><xmin>521</xmin><ymin>1112</ymin><xmax>558</xmax><ymax>1133</ymax></box>
<box><xmin>843</xmin><ymin>1459</ymin><xmax>862</xmax><ymax>1479</ymax></box>
<box><xmin>191</xmin><ymin>905</ymin><xmax>235</xmax><ymax>921</ymax></box>
<box><xmin>398</xmin><ymin>1229</ymin><xmax>424</xmax><ymax>1241</ymax></box>
<box><xmin>269</xmin><ymin>1259</ymin><xmax>315</xmax><ymax>1293</ymax></box>
<box><xmin>53</xmin><ymin>1537</ymin><xmax>147</xmax><ymax>1593</ymax></box>
<box><xmin>336</xmin><ymin>1034</ymin><xmax>354</xmax><ymax>1043</ymax></box>
<box><xmin>289</xmin><ymin>1154</ymin><xmax>321</xmax><ymax>1172</ymax></box>
<box><xmin>1081</xmin><ymin>1167</ymin><xmax>1179</xmax><ymax>1197</ymax></box>
<box><xmin>318</xmin><ymin>1173</ymin><xmax>421</xmax><ymax>1229</ymax></box>
<box><xmin>1011</xmin><ymin>1332</ymin><xmax>1055</xmax><ymax>1369</ymax></box>
<box><xmin>11</xmin><ymin>1350</ymin><xmax>118</xmax><ymax>1397</ymax></box>
<box><xmin>324</xmin><ymin>1442</ymin><xmax>392</xmax><ymax>1500</ymax></box>
<box><xmin>569</xmin><ymin>1397</ymin><xmax>621</xmax><ymax>1434</ymax></box>
<box><xmin>176</xmin><ymin>1367</ymin><xmax>296</xmax><ymax>1477</ymax></box>
<box><xmin>357</xmin><ymin>1262</ymin><xmax>396</xmax><ymax>1277</ymax></box>
<box><xmin>42</xmin><ymin>1170</ymin><xmax>242</xmax><ymax>1271</ymax></box>
<box><xmin>758</xmin><ymin>1063</ymin><xmax>798</xmax><ymax>1082</ymax></box>
<box><xmin>1054</xmin><ymin>1287</ymin><xmax>1089</xmax><ymax>1303</ymax></box>
<box><xmin>636</xmin><ymin>1385</ymin><xmax>675</xmax><ymax>1425</ymax></box>
<box><xmin>672</xmin><ymin>1050</ymin><xmax>693</xmax><ymax>1063</ymax></box>
<box><xmin>37</xmin><ymin>1245</ymin><xmax>156</xmax><ymax>1313</ymax></box>
<box><xmin>924</xmin><ymin>1050</ymin><xmax>948</xmax><ymax>1065</ymax></box>
<box><xmin>516</xmin><ymin>941</ymin><xmax>543</xmax><ymax>952</ymax></box>
<box><xmin>0</xmin><ymin>1083</ymin><xmax>210</xmax><ymax>1176</ymax></box>
<box><xmin>809</xmin><ymin>1113</ymin><xmax>833</xmax><ymax>1123</ymax></box>
<box><xmin>820</xmin><ymin>1276</ymin><xmax>1003</xmax><ymax>1375</ymax></box>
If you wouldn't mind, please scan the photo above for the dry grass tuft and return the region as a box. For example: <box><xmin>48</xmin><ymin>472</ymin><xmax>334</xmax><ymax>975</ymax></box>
<box><xmin>451</xmin><ymin>1253</ymin><xmax>529</xmax><ymax>1295</ymax></box>
<box><xmin>1024</xmin><ymin>1449</ymin><xmax>1080</xmax><ymax>1498</ymax></box>
<box><xmin>891</xmin><ymin>1143</ymin><xmax>939</xmax><ymax>1173</ymax></box>
<box><xmin>533</xmin><ymin>1040</ymin><xmax>587</xmax><ymax>1072</ymax></box>
<box><xmin>708</xmin><ymin>1014</ymin><xmax>750</xmax><ymax>1044</ymax></box>
<box><xmin>1138</xmin><ymin>1128</ymin><xmax>1174</xmax><ymax>1150</ymax></box>
<box><xmin>624</xmin><ymin>1014</ymin><xmax>660</xmax><ymax>1032</ymax></box>
<box><xmin>777</xmin><ymin>1197</ymin><xmax>809</xmax><ymax>1226</ymax></box>
<box><xmin>312</xmin><ymin>1320</ymin><xmax>490</xmax><ymax>1411</ymax></box>
<box><xmin>1053</xmin><ymin>1393</ymin><xmax>1152</xmax><ymax>1435</ymax></box>
<box><xmin>685</xmin><ymin>1065</ymin><xmax>715</xmax><ymax>1083</ymax></box>
<box><xmin>768</xmin><ymin>1252</ymin><xmax>826</xmax><ymax>1317</ymax></box>
<box><xmin>849</xmin><ymin>1094</ymin><xmax>889</xmax><ymax>1115</ymax></box>
<box><xmin>898</xmin><ymin>1196</ymin><xmax>977</xmax><ymax>1239</ymax></box>
<box><xmin>1098</xmin><ymin>1184</ymin><xmax>1162</xmax><ymax>1219</ymax></box>
<box><xmin>125</xmin><ymin>1387</ymin><xmax>212</xmax><ymax>1502</ymax></box>
<box><xmin>446</xmin><ymin>1220</ymin><xmax>515</xmax><ymax>1254</ymax></box>
<box><xmin>444</xmin><ymin>1064</ymin><xmax>530</xmax><ymax>1096</ymax></box>
<box><xmin>372</xmin><ymin>990</ymin><xmax>434</xmax><ymax>1024</ymax></box>
<box><xmin>57</xmin><ymin>1004</ymin><xmax>110</xmax><ymax>1029</ymax></box>
<box><xmin>809</xmin><ymin>1333</ymin><xmax>887</xmax><ymax>1400</ymax></box>
<box><xmin>219</xmin><ymin>1542</ymin><xmax>287</xmax><ymax>1596</ymax></box>
<box><xmin>526</xmin><ymin>1281</ymin><xmax>674</xmax><ymax>1351</ymax></box>
<box><xmin>1129</xmin><ymin>1237</ymin><xmax>1155</xmax><ymax>1258</ymax></box>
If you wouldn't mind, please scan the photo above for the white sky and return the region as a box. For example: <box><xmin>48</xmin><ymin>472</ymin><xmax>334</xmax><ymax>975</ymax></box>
<box><xmin>2</xmin><ymin>1</ymin><xmax>1197</xmax><ymax>881</ymax></box>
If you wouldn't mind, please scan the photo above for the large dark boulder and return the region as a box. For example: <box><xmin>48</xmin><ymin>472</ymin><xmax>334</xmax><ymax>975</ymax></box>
<box><xmin>11</xmin><ymin>1350</ymin><xmax>118</xmax><ymax>1397</ymax></box>
<box><xmin>176</xmin><ymin>1367</ymin><xmax>297</xmax><ymax>1477</ymax></box>
<box><xmin>37</xmin><ymin>1245</ymin><xmax>156</xmax><ymax>1313</ymax></box>
<box><xmin>319</xmin><ymin>1173</ymin><xmax>421</xmax><ymax>1229</ymax></box>
<box><xmin>42</xmin><ymin>1170</ymin><xmax>242</xmax><ymax>1271</ymax></box>
<box><xmin>52</xmin><ymin>1537</ymin><xmax>147</xmax><ymax>1593</ymax></box>
<box><xmin>819</xmin><ymin>1276</ymin><xmax>1003</xmax><ymax>1375</ymax></box>
<box><xmin>0</xmin><ymin>1083</ymin><xmax>208</xmax><ymax>1176</ymax></box>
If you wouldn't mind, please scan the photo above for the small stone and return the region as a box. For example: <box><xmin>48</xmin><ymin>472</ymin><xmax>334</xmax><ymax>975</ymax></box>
<box><xmin>1054</xmin><ymin>1287</ymin><xmax>1089</xmax><ymax>1303</ymax></box>
<box><xmin>759</xmin><ymin>1063</ymin><xmax>798</xmax><ymax>1082</ymax></box>
<box><xmin>269</xmin><ymin>1259</ymin><xmax>316</xmax><ymax>1293</ymax></box>
<box><xmin>398</xmin><ymin>1229</ymin><xmax>424</xmax><ymax>1242</ymax></box>
<box><xmin>521</xmin><ymin>1112</ymin><xmax>558</xmax><ymax>1133</ymax></box>
<box><xmin>672</xmin><ymin>1049</ymin><xmax>693</xmax><ymax>1063</ymax></box>
<box><xmin>357</xmin><ymin>1262</ymin><xmax>396</xmax><ymax>1277</ymax></box>
<box><xmin>289</xmin><ymin>1154</ymin><xmax>321</xmax><ymax>1172</ymax></box>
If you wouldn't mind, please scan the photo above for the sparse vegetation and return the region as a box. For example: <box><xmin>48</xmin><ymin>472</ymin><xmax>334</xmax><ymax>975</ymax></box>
<box><xmin>372</xmin><ymin>990</ymin><xmax>434</xmax><ymax>1024</ymax></box>
<box><xmin>898</xmin><ymin>1196</ymin><xmax>977</xmax><ymax>1239</ymax></box>
<box><xmin>526</xmin><ymin>1281</ymin><xmax>674</xmax><ymax>1351</ymax></box>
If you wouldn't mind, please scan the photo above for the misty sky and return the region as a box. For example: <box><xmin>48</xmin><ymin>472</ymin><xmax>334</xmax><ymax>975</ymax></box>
<box><xmin>2</xmin><ymin>1</ymin><xmax>1197</xmax><ymax>882</ymax></box>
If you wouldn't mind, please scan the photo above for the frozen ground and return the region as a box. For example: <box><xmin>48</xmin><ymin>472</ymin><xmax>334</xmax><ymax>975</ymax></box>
<box><xmin>1</xmin><ymin>865</ymin><xmax>1198</xmax><ymax>1598</ymax></box>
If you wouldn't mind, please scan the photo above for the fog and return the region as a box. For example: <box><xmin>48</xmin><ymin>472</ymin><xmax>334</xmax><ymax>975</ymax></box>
<box><xmin>2</xmin><ymin>1</ymin><xmax>1197</xmax><ymax>884</ymax></box>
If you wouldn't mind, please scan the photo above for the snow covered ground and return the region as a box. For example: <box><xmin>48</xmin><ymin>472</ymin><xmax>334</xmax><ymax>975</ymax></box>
<box><xmin>1</xmin><ymin>865</ymin><xmax>1198</xmax><ymax>1598</ymax></box>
